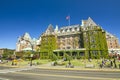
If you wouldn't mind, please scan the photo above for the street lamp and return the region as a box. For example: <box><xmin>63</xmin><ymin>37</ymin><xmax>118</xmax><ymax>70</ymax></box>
<box><xmin>0</xmin><ymin>55</ymin><xmax>2</xmax><ymax>63</ymax></box>
<box><xmin>21</xmin><ymin>38</ymin><xmax>34</xmax><ymax>66</ymax></box>
<box><xmin>30</xmin><ymin>54</ymin><xmax>33</xmax><ymax>66</ymax></box>
<box><xmin>111</xmin><ymin>49</ymin><xmax>114</xmax><ymax>58</ymax></box>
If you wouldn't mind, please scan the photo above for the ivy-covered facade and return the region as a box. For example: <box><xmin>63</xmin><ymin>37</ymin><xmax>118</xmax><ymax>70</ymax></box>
<box><xmin>40</xmin><ymin>24</ymin><xmax>57</xmax><ymax>59</ymax></box>
<box><xmin>40</xmin><ymin>17</ymin><xmax>108</xmax><ymax>59</ymax></box>
<box><xmin>82</xmin><ymin>26</ymin><xmax>108</xmax><ymax>59</ymax></box>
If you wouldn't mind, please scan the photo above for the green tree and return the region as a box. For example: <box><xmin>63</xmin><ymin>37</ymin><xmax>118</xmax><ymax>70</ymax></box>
<box><xmin>23</xmin><ymin>51</ymin><xmax>31</xmax><ymax>59</ymax></box>
<box><xmin>2</xmin><ymin>49</ymin><xmax>14</xmax><ymax>59</ymax></box>
<box><xmin>50</xmin><ymin>53</ymin><xmax>58</xmax><ymax>61</ymax></box>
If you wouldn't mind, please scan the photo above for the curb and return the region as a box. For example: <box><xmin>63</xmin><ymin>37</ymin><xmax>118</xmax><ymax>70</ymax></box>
<box><xmin>0</xmin><ymin>64</ymin><xmax>26</xmax><ymax>68</ymax></box>
<box><xmin>36</xmin><ymin>66</ymin><xmax>120</xmax><ymax>72</ymax></box>
<box><xmin>1</xmin><ymin>64</ymin><xmax>120</xmax><ymax>72</ymax></box>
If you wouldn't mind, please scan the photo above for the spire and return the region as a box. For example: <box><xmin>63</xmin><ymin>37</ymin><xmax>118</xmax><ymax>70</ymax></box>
<box><xmin>55</xmin><ymin>25</ymin><xmax>58</xmax><ymax>33</ymax></box>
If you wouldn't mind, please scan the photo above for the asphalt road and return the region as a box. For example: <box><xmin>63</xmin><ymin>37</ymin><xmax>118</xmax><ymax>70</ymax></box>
<box><xmin>0</xmin><ymin>66</ymin><xmax>15</xmax><ymax>70</ymax></box>
<box><xmin>0</xmin><ymin>67</ymin><xmax>120</xmax><ymax>80</ymax></box>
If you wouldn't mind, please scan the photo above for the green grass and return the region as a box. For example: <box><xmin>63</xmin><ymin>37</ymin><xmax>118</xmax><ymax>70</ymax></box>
<box><xmin>32</xmin><ymin>59</ymin><xmax>52</xmax><ymax>64</ymax></box>
<box><xmin>1</xmin><ymin>59</ymin><xmax>120</xmax><ymax>68</ymax></box>
<box><xmin>18</xmin><ymin>59</ymin><xmax>52</xmax><ymax>66</ymax></box>
<box><xmin>1</xmin><ymin>59</ymin><xmax>52</xmax><ymax>66</ymax></box>
<box><xmin>66</xmin><ymin>59</ymin><xmax>120</xmax><ymax>68</ymax></box>
<box><xmin>61</xmin><ymin>59</ymin><xmax>100</xmax><ymax>66</ymax></box>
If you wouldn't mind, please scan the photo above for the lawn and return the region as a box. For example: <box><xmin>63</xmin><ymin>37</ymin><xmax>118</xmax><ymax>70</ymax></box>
<box><xmin>1</xmin><ymin>59</ymin><xmax>52</xmax><ymax>67</ymax></box>
<box><xmin>1</xmin><ymin>58</ymin><xmax>120</xmax><ymax>68</ymax></box>
<box><xmin>63</xmin><ymin>59</ymin><xmax>100</xmax><ymax>67</ymax></box>
<box><xmin>61</xmin><ymin>59</ymin><xmax>120</xmax><ymax>68</ymax></box>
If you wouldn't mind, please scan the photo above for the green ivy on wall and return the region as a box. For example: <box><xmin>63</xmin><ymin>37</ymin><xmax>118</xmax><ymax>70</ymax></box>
<box><xmin>40</xmin><ymin>34</ymin><xmax>57</xmax><ymax>59</ymax></box>
<box><xmin>82</xmin><ymin>26</ymin><xmax>108</xmax><ymax>59</ymax></box>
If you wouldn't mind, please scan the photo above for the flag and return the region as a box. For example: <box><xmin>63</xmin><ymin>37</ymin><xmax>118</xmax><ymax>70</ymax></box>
<box><xmin>66</xmin><ymin>16</ymin><xmax>70</xmax><ymax>20</ymax></box>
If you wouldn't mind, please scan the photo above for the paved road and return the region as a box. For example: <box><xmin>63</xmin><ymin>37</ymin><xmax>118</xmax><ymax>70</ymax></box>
<box><xmin>0</xmin><ymin>67</ymin><xmax>120</xmax><ymax>80</ymax></box>
<box><xmin>0</xmin><ymin>66</ymin><xmax>15</xmax><ymax>70</ymax></box>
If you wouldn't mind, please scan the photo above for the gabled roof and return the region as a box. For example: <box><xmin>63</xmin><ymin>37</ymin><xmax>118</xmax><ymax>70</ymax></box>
<box><xmin>81</xmin><ymin>17</ymin><xmax>97</xmax><ymax>27</ymax></box>
<box><xmin>22</xmin><ymin>32</ymin><xmax>32</xmax><ymax>40</ymax></box>
<box><xmin>45</xmin><ymin>24</ymin><xmax>54</xmax><ymax>34</ymax></box>
<box><xmin>87</xmin><ymin>17</ymin><xmax>97</xmax><ymax>26</ymax></box>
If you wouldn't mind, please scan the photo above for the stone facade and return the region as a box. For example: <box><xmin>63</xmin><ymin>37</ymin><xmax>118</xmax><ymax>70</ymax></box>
<box><xmin>57</xmin><ymin>25</ymin><xmax>81</xmax><ymax>50</ymax></box>
<box><xmin>16</xmin><ymin>17</ymin><xmax>120</xmax><ymax>59</ymax></box>
<box><xmin>106</xmin><ymin>32</ymin><xmax>120</xmax><ymax>54</ymax></box>
<box><xmin>106</xmin><ymin>32</ymin><xmax>119</xmax><ymax>49</ymax></box>
<box><xmin>39</xmin><ymin>17</ymin><xmax>108</xmax><ymax>59</ymax></box>
<box><xmin>16</xmin><ymin>32</ymin><xmax>39</xmax><ymax>52</ymax></box>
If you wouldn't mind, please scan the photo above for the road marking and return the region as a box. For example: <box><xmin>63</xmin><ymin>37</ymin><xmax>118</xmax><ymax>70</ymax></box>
<box><xmin>14</xmin><ymin>72</ymin><xmax>118</xmax><ymax>80</ymax></box>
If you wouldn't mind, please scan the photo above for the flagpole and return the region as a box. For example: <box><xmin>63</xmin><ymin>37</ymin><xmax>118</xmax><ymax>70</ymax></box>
<box><xmin>66</xmin><ymin>15</ymin><xmax>71</xmax><ymax>26</ymax></box>
<box><xmin>68</xmin><ymin>15</ymin><xmax>70</xmax><ymax>26</ymax></box>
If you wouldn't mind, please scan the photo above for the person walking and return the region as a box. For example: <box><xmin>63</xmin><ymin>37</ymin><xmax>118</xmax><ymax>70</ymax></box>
<box><xmin>113</xmin><ymin>58</ymin><xmax>117</xmax><ymax>68</ymax></box>
<box><xmin>110</xmin><ymin>60</ymin><xmax>113</xmax><ymax>68</ymax></box>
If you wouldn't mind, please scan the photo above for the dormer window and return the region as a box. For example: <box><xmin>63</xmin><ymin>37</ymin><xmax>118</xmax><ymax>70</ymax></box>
<box><xmin>75</xmin><ymin>27</ymin><xmax>77</xmax><ymax>31</ymax></box>
<box><xmin>69</xmin><ymin>28</ymin><xmax>72</xmax><ymax>31</ymax></box>
<box><xmin>60</xmin><ymin>29</ymin><xmax>63</xmax><ymax>33</ymax></box>
<box><xmin>77</xmin><ymin>28</ymin><xmax>79</xmax><ymax>31</ymax></box>
<box><xmin>72</xmin><ymin>28</ymin><xmax>75</xmax><ymax>32</ymax></box>
<box><xmin>65</xmin><ymin>29</ymin><xmax>67</xmax><ymax>32</ymax></box>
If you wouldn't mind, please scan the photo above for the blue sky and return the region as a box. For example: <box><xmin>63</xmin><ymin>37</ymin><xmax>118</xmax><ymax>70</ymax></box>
<box><xmin>0</xmin><ymin>0</ymin><xmax>120</xmax><ymax>49</ymax></box>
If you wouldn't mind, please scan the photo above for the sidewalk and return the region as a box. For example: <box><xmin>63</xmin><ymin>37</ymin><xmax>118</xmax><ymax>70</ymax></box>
<box><xmin>36</xmin><ymin>63</ymin><xmax>120</xmax><ymax>72</ymax></box>
<box><xmin>1</xmin><ymin>62</ymin><xmax>120</xmax><ymax>72</ymax></box>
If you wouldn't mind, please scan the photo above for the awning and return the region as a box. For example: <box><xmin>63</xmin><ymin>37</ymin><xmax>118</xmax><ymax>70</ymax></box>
<box><xmin>22</xmin><ymin>47</ymin><xmax>32</xmax><ymax>51</ymax></box>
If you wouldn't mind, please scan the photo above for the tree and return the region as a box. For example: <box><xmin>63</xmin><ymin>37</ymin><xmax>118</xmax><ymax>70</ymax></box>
<box><xmin>15</xmin><ymin>51</ymin><xmax>25</xmax><ymax>59</ymax></box>
<box><xmin>2</xmin><ymin>49</ymin><xmax>14</xmax><ymax>60</ymax></box>
<box><xmin>23</xmin><ymin>51</ymin><xmax>31</xmax><ymax>59</ymax></box>
<box><xmin>50</xmin><ymin>53</ymin><xmax>58</xmax><ymax>61</ymax></box>
<box><xmin>64</xmin><ymin>53</ymin><xmax>72</xmax><ymax>63</ymax></box>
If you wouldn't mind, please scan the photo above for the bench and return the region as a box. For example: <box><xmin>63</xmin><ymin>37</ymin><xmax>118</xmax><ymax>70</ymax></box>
<box><xmin>66</xmin><ymin>64</ymin><xmax>74</xmax><ymax>68</ymax></box>
<box><xmin>85</xmin><ymin>64</ymin><xmax>95</xmax><ymax>68</ymax></box>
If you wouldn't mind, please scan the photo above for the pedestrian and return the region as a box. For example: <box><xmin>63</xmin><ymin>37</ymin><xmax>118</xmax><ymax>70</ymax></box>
<box><xmin>11</xmin><ymin>60</ymin><xmax>14</xmax><ymax>65</ymax></box>
<box><xmin>113</xmin><ymin>58</ymin><xmax>116</xmax><ymax>64</ymax></box>
<box><xmin>113</xmin><ymin>58</ymin><xmax>117</xmax><ymax>68</ymax></box>
<box><xmin>102</xmin><ymin>60</ymin><xmax>104</xmax><ymax>67</ymax></box>
<box><xmin>99</xmin><ymin>64</ymin><xmax>102</xmax><ymax>68</ymax></box>
<box><xmin>110</xmin><ymin>60</ymin><xmax>113</xmax><ymax>68</ymax></box>
<box><xmin>119</xmin><ymin>64</ymin><xmax>120</xmax><ymax>69</ymax></box>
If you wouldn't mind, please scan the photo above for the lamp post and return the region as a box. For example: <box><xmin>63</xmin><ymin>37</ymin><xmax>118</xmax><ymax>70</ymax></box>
<box><xmin>13</xmin><ymin>51</ymin><xmax>16</xmax><ymax>65</ymax></box>
<box><xmin>0</xmin><ymin>55</ymin><xmax>2</xmax><ymax>63</ymax></box>
<box><xmin>21</xmin><ymin>38</ymin><xmax>34</xmax><ymax>66</ymax></box>
<box><xmin>30</xmin><ymin>53</ymin><xmax>33</xmax><ymax>66</ymax></box>
<box><xmin>111</xmin><ymin>50</ymin><xmax>114</xmax><ymax>58</ymax></box>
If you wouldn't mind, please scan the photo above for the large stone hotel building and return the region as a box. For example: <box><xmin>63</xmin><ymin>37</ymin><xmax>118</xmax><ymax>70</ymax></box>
<box><xmin>16</xmin><ymin>17</ymin><xmax>120</xmax><ymax>59</ymax></box>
